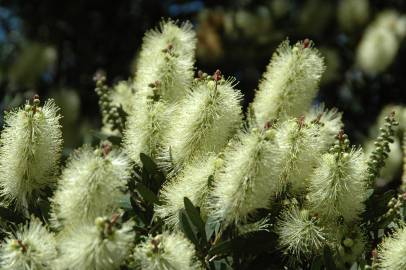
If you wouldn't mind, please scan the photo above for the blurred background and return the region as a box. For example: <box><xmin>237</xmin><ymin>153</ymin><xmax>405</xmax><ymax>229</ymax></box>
<box><xmin>1</xmin><ymin>0</ymin><xmax>406</xmax><ymax>160</ymax></box>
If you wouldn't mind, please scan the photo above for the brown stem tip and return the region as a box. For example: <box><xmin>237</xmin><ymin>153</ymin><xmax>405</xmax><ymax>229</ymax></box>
<box><xmin>303</xmin><ymin>38</ymin><xmax>310</xmax><ymax>48</ymax></box>
<box><xmin>213</xmin><ymin>69</ymin><xmax>222</xmax><ymax>82</ymax></box>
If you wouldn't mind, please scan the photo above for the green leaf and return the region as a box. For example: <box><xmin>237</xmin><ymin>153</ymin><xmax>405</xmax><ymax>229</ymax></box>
<box><xmin>179</xmin><ymin>209</ymin><xmax>200</xmax><ymax>248</ymax></box>
<box><xmin>107</xmin><ymin>135</ymin><xmax>122</xmax><ymax>145</ymax></box>
<box><xmin>134</xmin><ymin>182</ymin><xmax>159</xmax><ymax>205</ymax></box>
<box><xmin>119</xmin><ymin>193</ymin><xmax>132</xmax><ymax>210</ymax></box>
<box><xmin>208</xmin><ymin>231</ymin><xmax>277</xmax><ymax>256</ymax></box>
<box><xmin>323</xmin><ymin>247</ymin><xmax>337</xmax><ymax>270</ymax></box>
<box><xmin>208</xmin><ymin>238</ymin><xmax>233</xmax><ymax>256</ymax></box>
<box><xmin>129</xmin><ymin>194</ymin><xmax>150</xmax><ymax>225</ymax></box>
<box><xmin>364</xmin><ymin>189</ymin><xmax>396</xmax><ymax>223</ymax></box>
<box><xmin>205</xmin><ymin>216</ymin><xmax>220</xmax><ymax>240</ymax></box>
<box><xmin>401</xmin><ymin>206</ymin><xmax>406</xmax><ymax>221</ymax></box>
<box><xmin>365</xmin><ymin>189</ymin><xmax>374</xmax><ymax>199</ymax></box>
<box><xmin>213</xmin><ymin>259</ymin><xmax>233</xmax><ymax>270</ymax></box>
<box><xmin>208</xmin><ymin>175</ymin><xmax>214</xmax><ymax>188</ymax></box>
<box><xmin>184</xmin><ymin>197</ymin><xmax>206</xmax><ymax>241</ymax></box>
<box><xmin>310</xmin><ymin>256</ymin><xmax>323</xmax><ymax>270</ymax></box>
<box><xmin>91</xmin><ymin>130</ymin><xmax>109</xmax><ymax>140</ymax></box>
<box><xmin>0</xmin><ymin>206</ymin><xmax>26</xmax><ymax>224</ymax></box>
<box><xmin>140</xmin><ymin>153</ymin><xmax>158</xmax><ymax>174</ymax></box>
<box><xmin>139</xmin><ymin>153</ymin><xmax>165</xmax><ymax>192</ymax></box>
<box><xmin>140</xmin><ymin>168</ymin><xmax>150</xmax><ymax>184</ymax></box>
<box><xmin>90</xmin><ymin>131</ymin><xmax>122</xmax><ymax>145</ymax></box>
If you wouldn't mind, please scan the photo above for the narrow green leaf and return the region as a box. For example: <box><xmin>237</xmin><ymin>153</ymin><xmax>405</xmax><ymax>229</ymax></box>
<box><xmin>184</xmin><ymin>197</ymin><xmax>206</xmax><ymax>240</ymax></box>
<box><xmin>208</xmin><ymin>239</ymin><xmax>233</xmax><ymax>256</ymax></box>
<box><xmin>208</xmin><ymin>231</ymin><xmax>276</xmax><ymax>256</ymax></box>
<box><xmin>179</xmin><ymin>209</ymin><xmax>200</xmax><ymax>248</ymax></box>
<box><xmin>135</xmin><ymin>182</ymin><xmax>159</xmax><ymax>205</ymax></box>
<box><xmin>141</xmin><ymin>169</ymin><xmax>150</xmax><ymax>184</ymax></box>
<box><xmin>119</xmin><ymin>193</ymin><xmax>132</xmax><ymax>210</ymax></box>
<box><xmin>208</xmin><ymin>175</ymin><xmax>214</xmax><ymax>188</ymax></box>
<box><xmin>91</xmin><ymin>130</ymin><xmax>109</xmax><ymax>140</ymax></box>
<box><xmin>214</xmin><ymin>260</ymin><xmax>232</xmax><ymax>270</ymax></box>
<box><xmin>107</xmin><ymin>135</ymin><xmax>122</xmax><ymax>145</ymax></box>
<box><xmin>401</xmin><ymin>206</ymin><xmax>406</xmax><ymax>221</ymax></box>
<box><xmin>323</xmin><ymin>247</ymin><xmax>337</xmax><ymax>270</ymax></box>
<box><xmin>139</xmin><ymin>153</ymin><xmax>165</xmax><ymax>192</ymax></box>
<box><xmin>140</xmin><ymin>153</ymin><xmax>158</xmax><ymax>174</ymax></box>
<box><xmin>129</xmin><ymin>195</ymin><xmax>149</xmax><ymax>225</ymax></box>
<box><xmin>364</xmin><ymin>189</ymin><xmax>396</xmax><ymax>227</ymax></box>
<box><xmin>365</xmin><ymin>189</ymin><xmax>374</xmax><ymax>199</ymax></box>
<box><xmin>310</xmin><ymin>256</ymin><xmax>323</xmax><ymax>270</ymax></box>
<box><xmin>205</xmin><ymin>216</ymin><xmax>218</xmax><ymax>240</ymax></box>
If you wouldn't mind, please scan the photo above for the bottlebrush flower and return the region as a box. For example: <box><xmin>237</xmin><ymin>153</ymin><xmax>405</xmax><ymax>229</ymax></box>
<box><xmin>132</xmin><ymin>232</ymin><xmax>202</xmax><ymax>270</ymax></box>
<box><xmin>307</xmin><ymin>147</ymin><xmax>368</xmax><ymax>223</ymax></box>
<box><xmin>134</xmin><ymin>20</ymin><xmax>196</xmax><ymax>102</ymax></box>
<box><xmin>275</xmin><ymin>206</ymin><xmax>327</xmax><ymax>263</ymax></box>
<box><xmin>337</xmin><ymin>0</ymin><xmax>370</xmax><ymax>32</ymax></box>
<box><xmin>306</xmin><ymin>105</ymin><xmax>343</xmax><ymax>151</ymax></box>
<box><xmin>252</xmin><ymin>39</ymin><xmax>325</xmax><ymax>126</ymax></box>
<box><xmin>0</xmin><ymin>217</ymin><xmax>57</xmax><ymax>270</ymax></box>
<box><xmin>356</xmin><ymin>10</ymin><xmax>406</xmax><ymax>75</ymax></box>
<box><xmin>155</xmin><ymin>154</ymin><xmax>219</xmax><ymax>228</ymax></box>
<box><xmin>160</xmin><ymin>74</ymin><xmax>242</xmax><ymax>171</ymax></box>
<box><xmin>210</xmin><ymin>129</ymin><xmax>275</xmax><ymax>226</ymax></box>
<box><xmin>51</xmin><ymin>145</ymin><xmax>131</xmax><ymax>228</ymax></box>
<box><xmin>270</xmin><ymin>118</ymin><xmax>323</xmax><ymax>194</ymax></box>
<box><xmin>377</xmin><ymin>225</ymin><xmax>406</xmax><ymax>270</ymax></box>
<box><xmin>110</xmin><ymin>80</ymin><xmax>135</xmax><ymax>115</ymax></box>
<box><xmin>56</xmin><ymin>216</ymin><xmax>135</xmax><ymax>270</ymax></box>
<box><xmin>0</xmin><ymin>97</ymin><xmax>62</xmax><ymax>211</ymax></box>
<box><xmin>123</xmin><ymin>95</ymin><xmax>171</xmax><ymax>165</ymax></box>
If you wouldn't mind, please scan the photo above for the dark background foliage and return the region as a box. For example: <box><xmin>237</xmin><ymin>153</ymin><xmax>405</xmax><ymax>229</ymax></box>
<box><xmin>1</xmin><ymin>0</ymin><xmax>406</xmax><ymax>147</ymax></box>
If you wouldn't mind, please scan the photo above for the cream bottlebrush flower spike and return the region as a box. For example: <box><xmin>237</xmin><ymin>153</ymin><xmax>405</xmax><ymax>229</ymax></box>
<box><xmin>56</xmin><ymin>214</ymin><xmax>135</xmax><ymax>270</ymax></box>
<box><xmin>124</xmin><ymin>20</ymin><xmax>196</xmax><ymax>164</ymax></box>
<box><xmin>160</xmin><ymin>70</ymin><xmax>242</xmax><ymax>171</ymax></box>
<box><xmin>252</xmin><ymin>39</ymin><xmax>325</xmax><ymax>126</ymax></box>
<box><xmin>51</xmin><ymin>143</ymin><xmax>131</xmax><ymax>228</ymax></box>
<box><xmin>155</xmin><ymin>154</ymin><xmax>220</xmax><ymax>229</ymax></box>
<box><xmin>275</xmin><ymin>205</ymin><xmax>327</xmax><ymax>263</ymax></box>
<box><xmin>210</xmin><ymin>128</ymin><xmax>276</xmax><ymax>227</ymax></box>
<box><xmin>132</xmin><ymin>232</ymin><xmax>202</xmax><ymax>270</ymax></box>
<box><xmin>270</xmin><ymin>117</ymin><xmax>324</xmax><ymax>194</ymax></box>
<box><xmin>308</xmin><ymin>131</ymin><xmax>368</xmax><ymax>223</ymax></box>
<box><xmin>377</xmin><ymin>225</ymin><xmax>406</xmax><ymax>270</ymax></box>
<box><xmin>110</xmin><ymin>80</ymin><xmax>135</xmax><ymax>115</ymax></box>
<box><xmin>0</xmin><ymin>217</ymin><xmax>57</xmax><ymax>270</ymax></box>
<box><xmin>305</xmin><ymin>105</ymin><xmax>343</xmax><ymax>151</ymax></box>
<box><xmin>123</xmin><ymin>94</ymin><xmax>171</xmax><ymax>164</ymax></box>
<box><xmin>134</xmin><ymin>19</ymin><xmax>196</xmax><ymax>102</ymax></box>
<box><xmin>337</xmin><ymin>0</ymin><xmax>370</xmax><ymax>32</ymax></box>
<box><xmin>0</xmin><ymin>95</ymin><xmax>62</xmax><ymax>211</ymax></box>
<box><xmin>356</xmin><ymin>10</ymin><xmax>406</xmax><ymax>75</ymax></box>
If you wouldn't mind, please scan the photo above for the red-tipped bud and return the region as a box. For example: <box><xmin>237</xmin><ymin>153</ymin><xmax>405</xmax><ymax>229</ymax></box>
<box><xmin>214</xmin><ymin>69</ymin><xmax>222</xmax><ymax>82</ymax></box>
<box><xmin>303</xmin><ymin>38</ymin><xmax>310</xmax><ymax>48</ymax></box>
<box><xmin>297</xmin><ymin>115</ymin><xmax>305</xmax><ymax>129</ymax></box>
